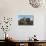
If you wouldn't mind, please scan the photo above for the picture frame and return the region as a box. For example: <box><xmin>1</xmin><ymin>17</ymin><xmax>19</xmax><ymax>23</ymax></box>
<box><xmin>18</xmin><ymin>15</ymin><xmax>34</xmax><ymax>25</ymax></box>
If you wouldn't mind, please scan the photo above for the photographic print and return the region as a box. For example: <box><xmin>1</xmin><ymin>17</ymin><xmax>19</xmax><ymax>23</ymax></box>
<box><xmin>18</xmin><ymin>15</ymin><xmax>34</xmax><ymax>25</ymax></box>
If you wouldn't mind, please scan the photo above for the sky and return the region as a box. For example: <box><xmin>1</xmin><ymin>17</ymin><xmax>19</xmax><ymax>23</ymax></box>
<box><xmin>18</xmin><ymin>15</ymin><xmax>34</xmax><ymax>20</ymax></box>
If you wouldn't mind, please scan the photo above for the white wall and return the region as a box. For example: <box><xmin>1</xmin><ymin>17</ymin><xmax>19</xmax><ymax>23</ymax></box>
<box><xmin>0</xmin><ymin>0</ymin><xmax>46</xmax><ymax>40</ymax></box>
<box><xmin>8</xmin><ymin>13</ymin><xmax>45</xmax><ymax>40</ymax></box>
<box><xmin>0</xmin><ymin>13</ymin><xmax>45</xmax><ymax>40</ymax></box>
<box><xmin>44</xmin><ymin>15</ymin><xmax>46</xmax><ymax>40</ymax></box>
